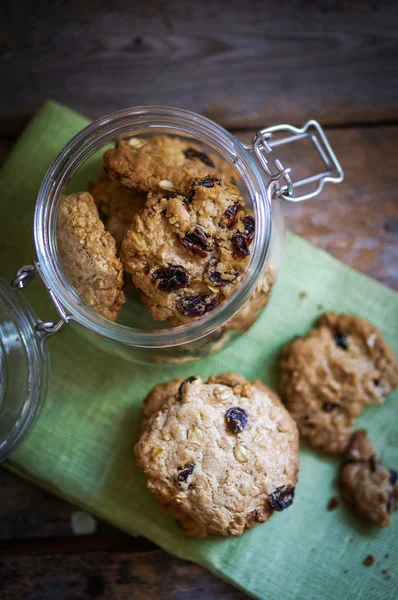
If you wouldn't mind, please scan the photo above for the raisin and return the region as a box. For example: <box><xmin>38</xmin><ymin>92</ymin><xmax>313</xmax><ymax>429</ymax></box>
<box><xmin>231</xmin><ymin>233</ymin><xmax>250</xmax><ymax>259</ymax></box>
<box><xmin>177</xmin><ymin>464</ymin><xmax>195</xmax><ymax>483</ymax></box>
<box><xmin>208</xmin><ymin>260</ymin><xmax>238</xmax><ymax>287</ymax></box>
<box><xmin>193</xmin><ymin>176</ymin><xmax>221</xmax><ymax>188</ymax></box>
<box><xmin>327</xmin><ymin>496</ymin><xmax>340</xmax><ymax>511</ymax></box>
<box><xmin>225</xmin><ymin>407</ymin><xmax>248</xmax><ymax>433</ymax></box>
<box><xmin>373</xmin><ymin>379</ymin><xmax>380</xmax><ymax>386</ymax></box>
<box><xmin>369</xmin><ymin>454</ymin><xmax>379</xmax><ymax>472</ymax></box>
<box><xmin>334</xmin><ymin>332</ymin><xmax>348</xmax><ymax>350</ymax></box>
<box><xmin>322</xmin><ymin>402</ymin><xmax>341</xmax><ymax>413</ymax></box>
<box><xmin>179</xmin><ymin>227</ymin><xmax>210</xmax><ymax>257</ymax></box>
<box><xmin>152</xmin><ymin>265</ymin><xmax>189</xmax><ymax>292</ymax></box>
<box><xmin>176</xmin><ymin>294</ymin><xmax>217</xmax><ymax>318</ymax></box>
<box><xmin>301</xmin><ymin>414</ymin><xmax>315</xmax><ymax>428</ymax></box>
<box><xmin>188</xmin><ymin>177</ymin><xmax>221</xmax><ymax>201</ymax></box>
<box><xmin>222</xmin><ymin>204</ymin><xmax>242</xmax><ymax>229</ymax></box>
<box><xmin>241</xmin><ymin>215</ymin><xmax>255</xmax><ymax>244</ymax></box>
<box><xmin>386</xmin><ymin>492</ymin><xmax>397</xmax><ymax>513</ymax></box>
<box><xmin>389</xmin><ymin>470</ymin><xmax>398</xmax><ymax>485</ymax></box>
<box><xmin>269</xmin><ymin>486</ymin><xmax>295</xmax><ymax>511</ymax></box>
<box><xmin>177</xmin><ymin>376</ymin><xmax>198</xmax><ymax>401</ymax></box>
<box><xmin>163</xmin><ymin>192</ymin><xmax>178</xmax><ymax>199</ymax></box>
<box><xmin>184</xmin><ymin>148</ymin><xmax>215</xmax><ymax>168</ymax></box>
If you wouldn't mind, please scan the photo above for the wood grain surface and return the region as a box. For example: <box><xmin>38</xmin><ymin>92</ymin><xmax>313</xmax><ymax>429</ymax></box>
<box><xmin>1</xmin><ymin>0</ymin><xmax>398</xmax><ymax>135</ymax></box>
<box><xmin>1</xmin><ymin>1</ymin><xmax>398</xmax><ymax>598</ymax></box>
<box><xmin>0</xmin><ymin>550</ymin><xmax>247</xmax><ymax>600</ymax></box>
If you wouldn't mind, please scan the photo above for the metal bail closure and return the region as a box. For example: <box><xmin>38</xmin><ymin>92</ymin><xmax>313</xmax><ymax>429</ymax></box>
<box><xmin>251</xmin><ymin>120</ymin><xmax>344</xmax><ymax>202</ymax></box>
<box><xmin>11</xmin><ymin>260</ymin><xmax>70</xmax><ymax>346</ymax></box>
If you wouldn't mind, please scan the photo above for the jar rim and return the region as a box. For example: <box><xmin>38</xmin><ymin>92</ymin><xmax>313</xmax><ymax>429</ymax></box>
<box><xmin>34</xmin><ymin>106</ymin><xmax>272</xmax><ymax>348</ymax></box>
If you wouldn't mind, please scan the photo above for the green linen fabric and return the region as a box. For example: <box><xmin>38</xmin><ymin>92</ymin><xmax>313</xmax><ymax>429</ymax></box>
<box><xmin>0</xmin><ymin>102</ymin><xmax>397</xmax><ymax>599</ymax></box>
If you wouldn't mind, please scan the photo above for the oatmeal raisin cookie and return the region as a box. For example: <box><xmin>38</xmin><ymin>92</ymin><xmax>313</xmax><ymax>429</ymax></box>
<box><xmin>280</xmin><ymin>312</ymin><xmax>398</xmax><ymax>453</ymax></box>
<box><xmin>135</xmin><ymin>373</ymin><xmax>299</xmax><ymax>537</ymax></box>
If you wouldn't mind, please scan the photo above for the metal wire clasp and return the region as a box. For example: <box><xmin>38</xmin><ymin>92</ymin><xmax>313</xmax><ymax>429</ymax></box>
<box><xmin>11</xmin><ymin>260</ymin><xmax>70</xmax><ymax>345</ymax></box>
<box><xmin>251</xmin><ymin>120</ymin><xmax>344</xmax><ymax>202</ymax></box>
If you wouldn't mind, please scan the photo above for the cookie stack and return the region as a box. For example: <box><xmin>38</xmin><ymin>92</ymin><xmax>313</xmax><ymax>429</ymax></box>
<box><xmin>57</xmin><ymin>135</ymin><xmax>274</xmax><ymax>329</ymax></box>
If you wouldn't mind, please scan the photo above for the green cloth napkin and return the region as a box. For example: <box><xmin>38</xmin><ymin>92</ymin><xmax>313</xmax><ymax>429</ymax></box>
<box><xmin>1</xmin><ymin>102</ymin><xmax>397</xmax><ymax>600</ymax></box>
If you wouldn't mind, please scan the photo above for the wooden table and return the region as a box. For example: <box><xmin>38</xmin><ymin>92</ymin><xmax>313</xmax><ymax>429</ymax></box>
<box><xmin>1</xmin><ymin>1</ymin><xmax>397</xmax><ymax>598</ymax></box>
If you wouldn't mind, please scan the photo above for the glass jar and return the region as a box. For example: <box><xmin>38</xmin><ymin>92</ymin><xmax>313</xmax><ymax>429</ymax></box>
<box><xmin>13</xmin><ymin>108</ymin><xmax>343</xmax><ymax>364</ymax></box>
<box><xmin>0</xmin><ymin>277</ymin><xmax>49</xmax><ymax>461</ymax></box>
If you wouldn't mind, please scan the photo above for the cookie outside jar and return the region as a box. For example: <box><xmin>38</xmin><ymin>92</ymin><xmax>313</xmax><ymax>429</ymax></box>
<box><xmin>12</xmin><ymin>107</ymin><xmax>343</xmax><ymax>364</ymax></box>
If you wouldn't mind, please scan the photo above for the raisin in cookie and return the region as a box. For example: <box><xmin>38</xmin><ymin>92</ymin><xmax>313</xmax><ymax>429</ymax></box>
<box><xmin>57</xmin><ymin>192</ymin><xmax>125</xmax><ymax>321</ymax></box>
<box><xmin>135</xmin><ymin>373</ymin><xmax>299</xmax><ymax>537</ymax></box>
<box><xmin>340</xmin><ymin>430</ymin><xmax>398</xmax><ymax>528</ymax></box>
<box><xmin>89</xmin><ymin>176</ymin><xmax>146</xmax><ymax>248</ymax></box>
<box><xmin>280</xmin><ymin>312</ymin><xmax>398</xmax><ymax>454</ymax></box>
<box><xmin>121</xmin><ymin>179</ymin><xmax>255</xmax><ymax>324</ymax></box>
<box><xmin>104</xmin><ymin>135</ymin><xmax>235</xmax><ymax>195</ymax></box>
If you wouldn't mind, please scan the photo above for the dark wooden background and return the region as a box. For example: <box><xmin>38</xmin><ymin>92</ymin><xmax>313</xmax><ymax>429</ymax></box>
<box><xmin>1</xmin><ymin>1</ymin><xmax>397</xmax><ymax>598</ymax></box>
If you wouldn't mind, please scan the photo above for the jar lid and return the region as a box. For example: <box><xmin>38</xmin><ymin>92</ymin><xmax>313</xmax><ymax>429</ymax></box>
<box><xmin>0</xmin><ymin>277</ymin><xmax>48</xmax><ymax>461</ymax></box>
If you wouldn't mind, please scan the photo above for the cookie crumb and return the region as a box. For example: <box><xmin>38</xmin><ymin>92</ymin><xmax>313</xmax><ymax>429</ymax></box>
<box><xmin>299</xmin><ymin>290</ymin><xmax>308</xmax><ymax>299</ymax></box>
<box><xmin>363</xmin><ymin>554</ymin><xmax>375</xmax><ymax>567</ymax></box>
<box><xmin>311</xmin><ymin>547</ymin><xmax>316</xmax><ymax>552</ymax></box>
<box><xmin>317</xmin><ymin>303</ymin><xmax>324</xmax><ymax>310</ymax></box>
<box><xmin>70</xmin><ymin>510</ymin><xmax>97</xmax><ymax>536</ymax></box>
<box><xmin>327</xmin><ymin>496</ymin><xmax>340</xmax><ymax>511</ymax></box>
<box><xmin>385</xmin><ymin>552</ymin><xmax>389</xmax><ymax>559</ymax></box>
<box><xmin>382</xmin><ymin>569</ymin><xmax>388</xmax><ymax>575</ymax></box>
<box><xmin>343</xmin><ymin>569</ymin><xmax>349</xmax><ymax>574</ymax></box>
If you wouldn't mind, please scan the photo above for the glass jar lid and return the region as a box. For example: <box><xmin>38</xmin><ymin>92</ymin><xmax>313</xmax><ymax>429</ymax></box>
<box><xmin>0</xmin><ymin>276</ymin><xmax>48</xmax><ymax>461</ymax></box>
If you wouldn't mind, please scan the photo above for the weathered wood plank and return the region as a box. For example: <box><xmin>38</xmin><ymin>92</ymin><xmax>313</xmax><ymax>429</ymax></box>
<box><xmin>0</xmin><ymin>551</ymin><xmax>249</xmax><ymax>599</ymax></box>
<box><xmin>1</xmin><ymin>0</ymin><xmax>398</xmax><ymax>137</ymax></box>
<box><xmin>0</xmin><ymin>469</ymin><xmax>118</xmax><ymax>541</ymax></box>
<box><xmin>0</xmin><ymin>534</ymin><xmax>155</xmax><ymax>557</ymax></box>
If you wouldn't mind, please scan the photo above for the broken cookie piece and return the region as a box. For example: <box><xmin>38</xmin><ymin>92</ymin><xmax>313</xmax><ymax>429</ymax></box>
<box><xmin>340</xmin><ymin>430</ymin><xmax>398</xmax><ymax>528</ymax></box>
<box><xmin>57</xmin><ymin>192</ymin><xmax>125</xmax><ymax>321</ymax></box>
<box><xmin>280</xmin><ymin>312</ymin><xmax>398</xmax><ymax>453</ymax></box>
<box><xmin>103</xmin><ymin>135</ymin><xmax>236</xmax><ymax>196</ymax></box>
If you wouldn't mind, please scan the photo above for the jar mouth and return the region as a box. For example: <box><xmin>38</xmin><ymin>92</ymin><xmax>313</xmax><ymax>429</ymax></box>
<box><xmin>34</xmin><ymin>106</ymin><xmax>271</xmax><ymax>348</ymax></box>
